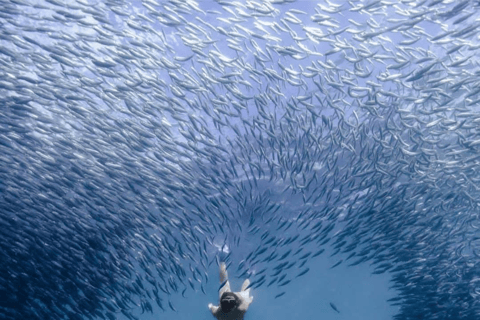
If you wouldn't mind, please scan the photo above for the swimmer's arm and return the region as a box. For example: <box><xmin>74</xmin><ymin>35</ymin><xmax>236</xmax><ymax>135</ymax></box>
<box><xmin>208</xmin><ymin>303</ymin><xmax>219</xmax><ymax>314</ymax></box>
<box><xmin>236</xmin><ymin>293</ymin><xmax>253</xmax><ymax>312</ymax></box>
<box><xmin>237</xmin><ymin>301</ymin><xmax>248</xmax><ymax>312</ymax></box>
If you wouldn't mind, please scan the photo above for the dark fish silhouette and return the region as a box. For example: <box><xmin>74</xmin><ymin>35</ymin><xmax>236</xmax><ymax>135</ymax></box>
<box><xmin>330</xmin><ymin>302</ymin><xmax>340</xmax><ymax>313</ymax></box>
<box><xmin>219</xmin><ymin>279</ymin><xmax>228</xmax><ymax>292</ymax></box>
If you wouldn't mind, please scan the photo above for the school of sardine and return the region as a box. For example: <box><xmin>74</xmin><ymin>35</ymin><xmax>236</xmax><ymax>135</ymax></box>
<box><xmin>1</xmin><ymin>0</ymin><xmax>480</xmax><ymax>319</ymax></box>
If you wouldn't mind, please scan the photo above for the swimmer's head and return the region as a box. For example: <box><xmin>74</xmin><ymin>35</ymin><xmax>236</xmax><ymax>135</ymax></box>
<box><xmin>220</xmin><ymin>292</ymin><xmax>237</xmax><ymax>313</ymax></box>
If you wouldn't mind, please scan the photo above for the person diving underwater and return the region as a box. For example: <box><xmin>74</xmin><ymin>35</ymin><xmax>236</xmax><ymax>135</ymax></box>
<box><xmin>208</xmin><ymin>262</ymin><xmax>254</xmax><ymax>320</ymax></box>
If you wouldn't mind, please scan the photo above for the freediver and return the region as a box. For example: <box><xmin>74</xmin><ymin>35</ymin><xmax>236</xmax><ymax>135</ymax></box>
<box><xmin>208</xmin><ymin>262</ymin><xmax>254</xmax><ymax>320</ymax></box>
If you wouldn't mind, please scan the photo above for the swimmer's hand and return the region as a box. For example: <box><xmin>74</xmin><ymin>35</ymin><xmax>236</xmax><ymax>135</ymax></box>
<box><xmin>208</xmin><ymin>303</ymin><xmax>218</xmax><ymax>314</ymax></box>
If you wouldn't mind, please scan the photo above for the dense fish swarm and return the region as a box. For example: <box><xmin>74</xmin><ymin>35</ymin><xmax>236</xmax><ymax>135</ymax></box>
<box><xmin>1</xmin><ymin>0</ymin><xmax>480</xmax><ymax>319</ymax></box>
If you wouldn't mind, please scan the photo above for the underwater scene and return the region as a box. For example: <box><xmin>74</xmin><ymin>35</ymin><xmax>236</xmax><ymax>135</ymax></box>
<box><xmin>1</xmin><ymin>0</ymin><xmax>480</xmax><ymax>319</ymax></box>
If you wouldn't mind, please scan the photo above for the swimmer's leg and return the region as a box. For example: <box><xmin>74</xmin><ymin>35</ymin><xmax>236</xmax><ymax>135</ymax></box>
<box><xmin>219</xmin><ymin>262</ymin><xmax>231</xmax><ymax>299</ymax></box>
<box><xmin>241</xmin><ymin>279</ymin><xmax>253</xmax><ymax>304</ymax></box>
<box><xmin>241</xmin><ymin>279</ymin><xmax>250</xmax><ymax>292</ymax></box>
<box><xmin>220</xmin><ymin>262</ymin><xmax>228</xmax><ymax>283</ymax></box>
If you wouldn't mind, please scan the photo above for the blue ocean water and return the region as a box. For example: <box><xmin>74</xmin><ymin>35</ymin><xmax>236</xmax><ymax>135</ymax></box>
<box><xmin>1</xmin><ymin>0</ymin><xmax>480</xmax><ymax>319</ymax></box>
<box><xmin>123</xmin><ymin>247</ymin><xmax>398</xmax><ymax>320</ymax></box>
